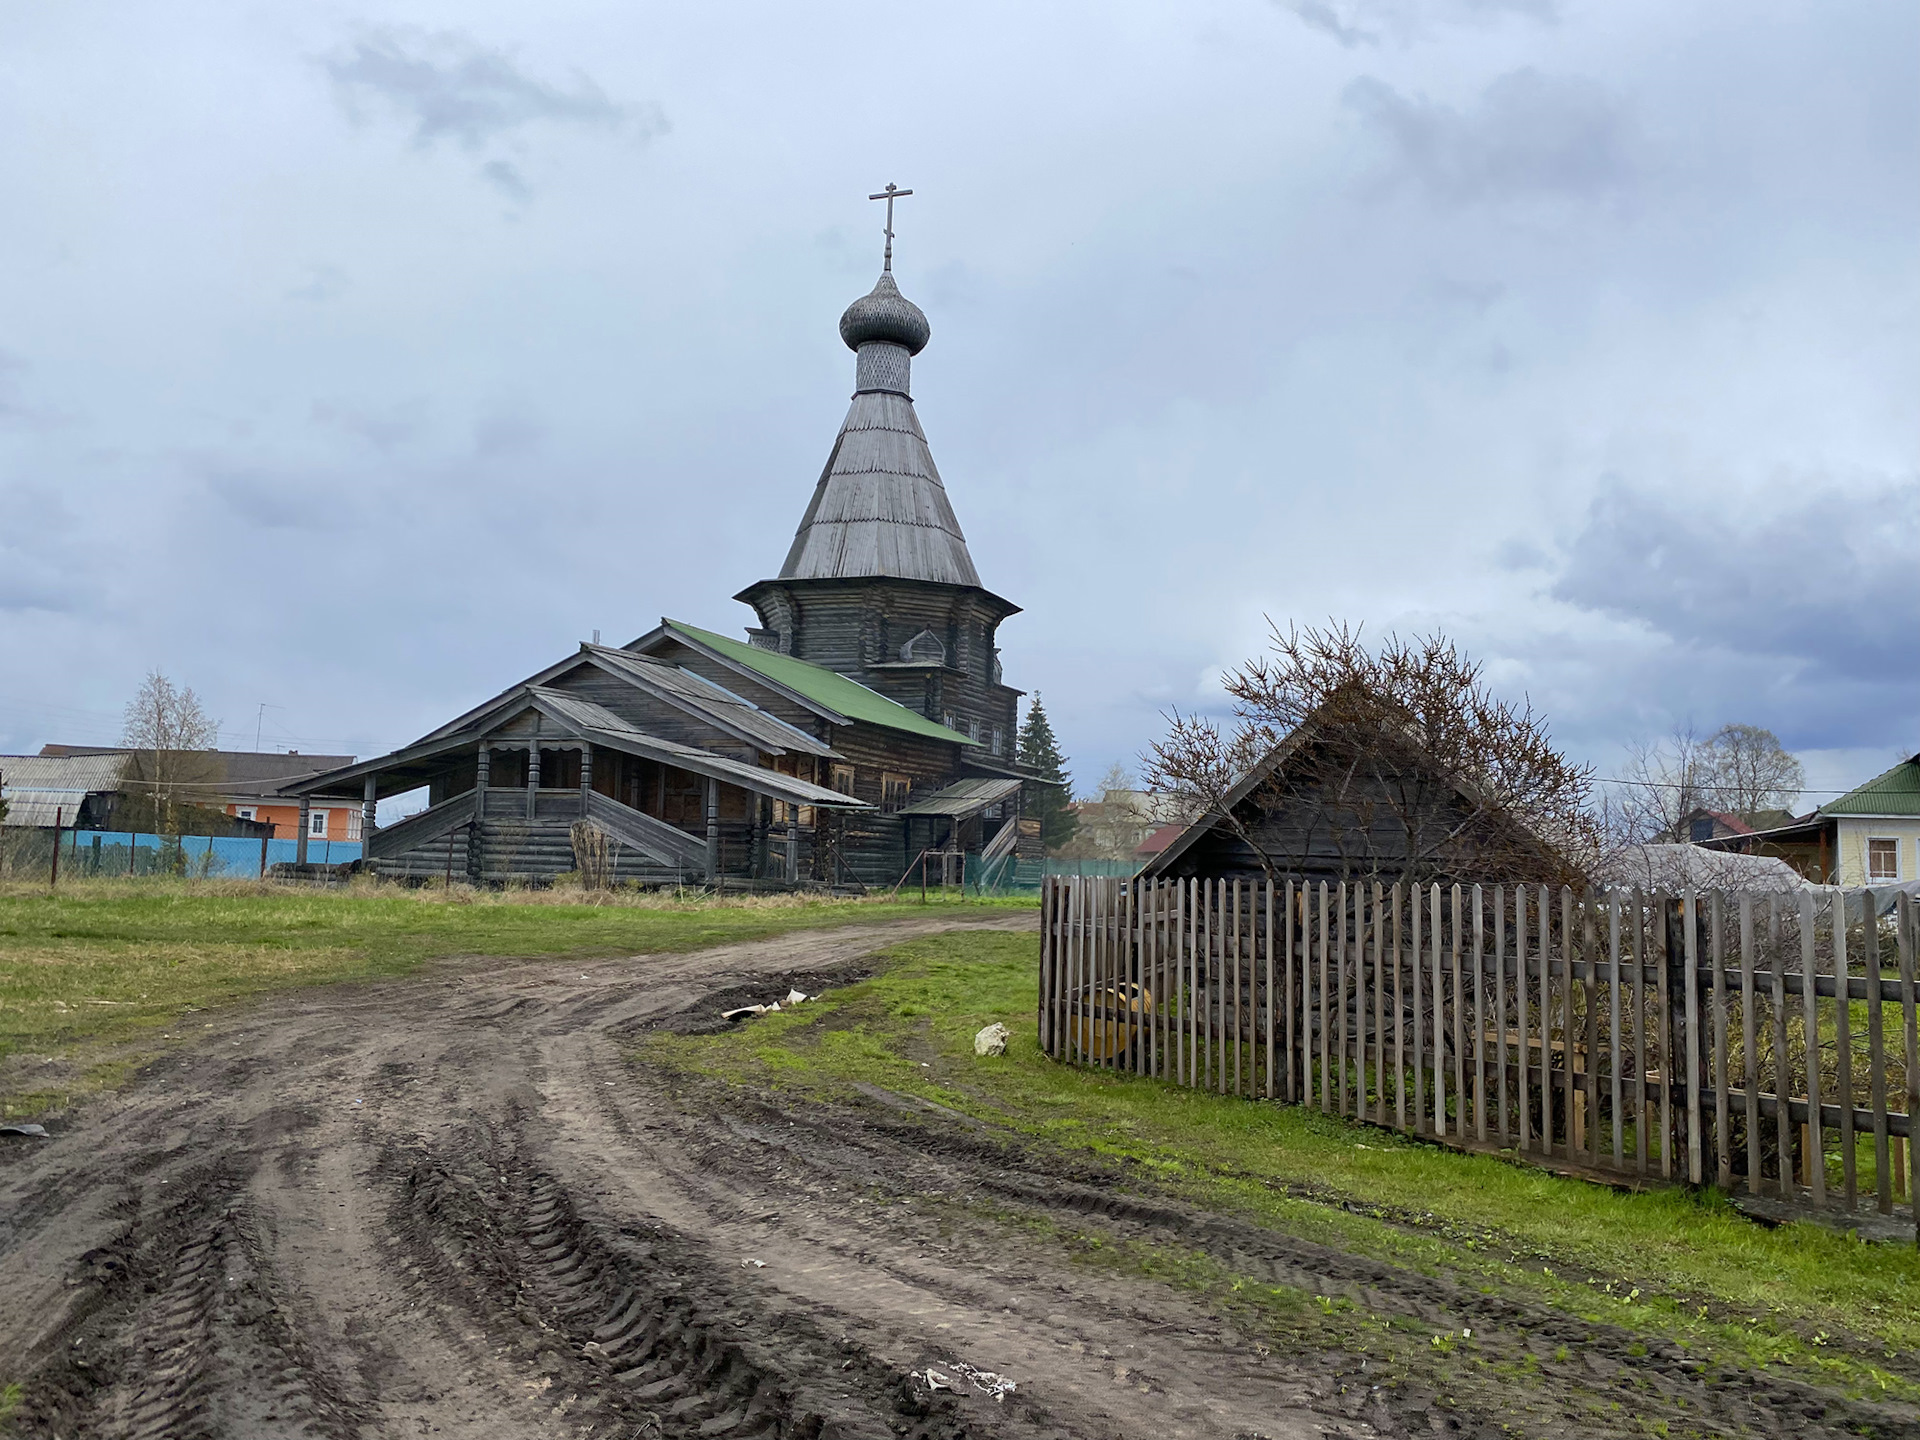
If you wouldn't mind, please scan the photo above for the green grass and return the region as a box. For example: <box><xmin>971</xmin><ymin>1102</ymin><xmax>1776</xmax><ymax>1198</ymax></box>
<box><xmin>0</xmin><ymin>877</ymin><xmax>1031</xmax><ymax>1118</ymax></box>
<box><xmin>642</xmin><ymin>931</ymin><xmax>1920</xmax><ymax>1396</ymax></box>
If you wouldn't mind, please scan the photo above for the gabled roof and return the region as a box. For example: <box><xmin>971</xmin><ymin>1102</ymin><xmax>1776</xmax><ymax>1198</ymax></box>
<box><xmin>632</xmin><ymin>620</ymin><xmax>976</xmax><ymax>747</ymax></box>
<box><xmin>288</xmin><ymin>690</ymin><xmax>867</xmax><ymax>811</ymax></box>
<box><xmin>522</xmin><ymin>689</ymin><xmax>865</xmax><ymax>809</ymax></box>
<box><xmin>412</xmin><ymin>645</ymin><xmax>835</xmax><ymax>760</ymax></box>
<box><xmin>1820</xmin><ymin>753</ymin><xmax>1920</xmax><ymax>819</ymax></box>
<box><xmin>0</xmin><ymin>752</ymin><xmax>130</xmax><ymax>826</ymax></box>
<box><xmin>33</xmin><ymin>746</ymin><xmax>355</xmax><ymax>799</ymax></box>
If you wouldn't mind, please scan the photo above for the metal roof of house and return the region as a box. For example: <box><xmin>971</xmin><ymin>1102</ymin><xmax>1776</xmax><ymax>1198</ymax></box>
<box><xmin>0</xmin><ymin>752</ymin><xmax>130</xmax><ymax>826</ymax></box>
<box><xmin>893</xmin><ymin>776</ymin><xmax>1022</xmax><ymax>818</ymax></box>
<box><xmin>775</xmin><ymin>271</ymin><xmax>981</xmax><ymax>589</ymax></box>
<box><xmin>651</xmin><ymin>621</ymin><xmax>976</xmax><ymax>747</ymax></box>
<box><xmin>1820</xmin><ymin>753</ymin><xmax>1920</xmax><ymax>818</ymax></box>
<box><xmin>32</xmin><ymin>746</ymin><xmax>354</xmax><ymax>800</ymax></box>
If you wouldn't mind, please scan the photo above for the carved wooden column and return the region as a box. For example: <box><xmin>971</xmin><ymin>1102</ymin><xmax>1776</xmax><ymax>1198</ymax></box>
<box><xmin>469</xmin><ymin>744</ymin><xmax>490</xmax><ymax>883</ymax></box>
<box><xmin>296</xmin><ymin>795</ymin><xmax>311</xmax><ymax>866</ymax></box>
<box><xmin>526</xmin><ymin>743</ymin><xmax>541</xmax><ymax>820</ymax></box>
<box><xmin>580</xmin><ymin>746</ymin><xmax>593</xmax><ymax>819</ymax></box>
<box><xmin>361</xmin><ymin>775</ymin><xmax>377</xmax><ymax>855</ymax></box>
<box><xmin>705</xmin><ymin>777</ymin><xmax>720</xmax><ymax>883</ymax></box>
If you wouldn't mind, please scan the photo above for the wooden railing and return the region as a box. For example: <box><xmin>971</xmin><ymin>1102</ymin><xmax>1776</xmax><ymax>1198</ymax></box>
<box><xmin>366</xmin><ymin>791</ymin><xmax>476</xmax><ymax>860</ymax></box>
<box><xmin>1040</xmin><ymin>875</ymin><xmax>1920</xmax><ymax>1234</ymax></box>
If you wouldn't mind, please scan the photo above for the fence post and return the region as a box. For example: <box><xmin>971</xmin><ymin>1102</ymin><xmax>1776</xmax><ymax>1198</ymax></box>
<box><xmin>49</xmin><ymin>806</ymin><xmax>63</xmax><ymax>888</ymax></box>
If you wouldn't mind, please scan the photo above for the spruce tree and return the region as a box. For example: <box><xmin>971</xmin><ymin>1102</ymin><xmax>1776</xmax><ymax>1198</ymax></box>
<box><xmin>1017</xmin><ymin>693</ymin><xmax>1079</xmax><ymax>852</ymax></box>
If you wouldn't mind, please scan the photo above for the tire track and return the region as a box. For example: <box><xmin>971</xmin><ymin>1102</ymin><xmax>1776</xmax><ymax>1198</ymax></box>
<box><xmin>387</xmin><ymin>1125</ymin><xmax>980</xmax><ymax>1440</ymax></box>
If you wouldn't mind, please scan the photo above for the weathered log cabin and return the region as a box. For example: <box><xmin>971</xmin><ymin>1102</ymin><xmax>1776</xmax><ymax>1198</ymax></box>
<box><xmin>1144</xmin><ymin>720</ymin><xmax>1576</xmax><ymax>889</ymax></box>
<box><xmin>288</xmin><ymin>246</ymin><xmax>1036</xmax><ymax>887</ymax></box>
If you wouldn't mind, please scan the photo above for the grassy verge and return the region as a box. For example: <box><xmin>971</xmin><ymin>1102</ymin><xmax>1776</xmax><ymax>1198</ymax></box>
<box><xmin>0</xmin><ymin>877</ymin><xmax>1030</xmax><ymax>1118</ymax></box>
<box><xmin>641</xmin><ymin>931</ymin><xmax>1920</xmax><ymax>1399</ymax></box>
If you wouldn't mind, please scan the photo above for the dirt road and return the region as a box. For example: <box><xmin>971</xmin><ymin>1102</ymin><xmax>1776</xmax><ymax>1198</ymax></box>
<box><xmin>0</xmin><ymin>914</ymin><xmax>1903</xmax><ymax>1440</ymax></box>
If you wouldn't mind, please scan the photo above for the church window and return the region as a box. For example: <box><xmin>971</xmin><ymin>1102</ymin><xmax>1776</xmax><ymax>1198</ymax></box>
<box><xmin>881</xmin><ymin>772</ymin><xmax>912</xmax><ymax>813</ymax></box>
<box><xmin>990</xmin><ymin>726</ymin><xmax>1003</xmax><ymax>756</ymax></box>
<box><xmin>830</xmin><ymin>764</ymin><xmax>856</xmax><ymax>797</ymax></box>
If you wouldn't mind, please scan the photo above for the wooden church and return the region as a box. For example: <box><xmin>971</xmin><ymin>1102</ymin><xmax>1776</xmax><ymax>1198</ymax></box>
<box><xmin>291</xmin><ymin>223</ymin><xmax>1037</xmax><ymax>888</ymax></box>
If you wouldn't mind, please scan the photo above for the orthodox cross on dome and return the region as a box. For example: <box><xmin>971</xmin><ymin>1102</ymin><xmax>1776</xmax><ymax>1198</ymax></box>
<box><xmin>867</xmin><ymin>182</ymin><xmax>913</xmax><ymax>272</ymax></box>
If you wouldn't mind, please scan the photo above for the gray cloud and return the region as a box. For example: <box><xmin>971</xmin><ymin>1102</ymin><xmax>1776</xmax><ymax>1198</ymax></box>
<box><xmin>1283</xmin><ymin>0</ymin><xmax>1556</xmax><ymax>48</ymax></box>
<box><xmin>1551</xmin><ymin>477</ymin><xmax>1920</xmax><ymax>731</ymax></box>
<box><xmin>204</xmin><ymin>469</ymin><xmax>344</xmax><ymax>531</ymax></box>
<box><xmin>478</xmin><ymin>158</ymin><xmax>533</xmax><ymax>202</ymax></box>
<box><xmin>311</xmin><ymin>399</ymin><xmax>427</xmax><ymax>450</ymax></box>
<box><xmin>1345</xmin><ymin>68</ymin><xmax>1633</xmax><ymax>204</ymax></box>
<box><xmin>286</xmin><ymin>265</ymin><xmax>349</xmax><ymax>303</ymax></box>
<box><xmin>323</xmin><ymin>28</ymin><xmax>654</xmax><ymax>149</ymax></box>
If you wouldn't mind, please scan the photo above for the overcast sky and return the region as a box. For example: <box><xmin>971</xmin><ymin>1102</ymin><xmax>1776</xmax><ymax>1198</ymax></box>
<box><xmin>1</xmin><ymin>0</ymin><xmax>1914</xmax><ymax>807</ymax></box>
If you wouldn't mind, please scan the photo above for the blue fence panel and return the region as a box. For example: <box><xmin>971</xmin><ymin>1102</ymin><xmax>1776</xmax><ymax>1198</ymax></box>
<box><xmin>63</xmin><ymin>830</ymin><xmax>361</xmax><ymax>878</ymax></box>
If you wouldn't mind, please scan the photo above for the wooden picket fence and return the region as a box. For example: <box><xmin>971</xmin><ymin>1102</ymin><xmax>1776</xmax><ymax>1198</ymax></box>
<box><xmin>1039</xmin><ymin>875</ymin><xmax>1920</xmax><ymax>1235</ymax></box>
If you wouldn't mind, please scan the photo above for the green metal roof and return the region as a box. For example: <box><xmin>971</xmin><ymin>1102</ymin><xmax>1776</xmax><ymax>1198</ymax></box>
<box><xmin>664</xmin><ymin>621</ymin><xmax>976</xmax><ymax>747</ymax></box>
<box><xmin>1822</xmin><ymin>753</ymin><xmax>1920</xmax><ymax>818</ymax></box>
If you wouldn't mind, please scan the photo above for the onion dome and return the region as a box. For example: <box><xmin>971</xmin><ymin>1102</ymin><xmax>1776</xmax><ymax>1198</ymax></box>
<box><xmin>838</xmin><ymin>272</ymin><xmax>931</xmax><ymax>356</ymax></box>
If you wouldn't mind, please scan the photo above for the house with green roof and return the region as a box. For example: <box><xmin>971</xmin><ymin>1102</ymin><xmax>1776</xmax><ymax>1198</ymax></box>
<box><xmin>287</xmin><ymin>238</ymin><xmax>1038</xmax><ymax>888</ymax></box>
<box><xmin>1699</xmin><ymin>751</ymin><xmax>1920</xmax><ymax>885</ymax></box>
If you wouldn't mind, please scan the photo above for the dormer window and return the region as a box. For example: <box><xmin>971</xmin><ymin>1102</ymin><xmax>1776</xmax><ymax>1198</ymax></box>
<box><xmin>901</xmin><ymin>628</ymin><xmax>946</xmax><ymax>664</ymax></box>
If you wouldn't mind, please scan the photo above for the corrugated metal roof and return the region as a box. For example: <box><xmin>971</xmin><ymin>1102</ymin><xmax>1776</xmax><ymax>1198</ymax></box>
<box><xmin>894</xmin><ymin>776</ymin><xmax>1022</xmax><ymax>818</ymax></box>
<box><xmin>0</xmin><ymin>753</ymin><xmax>130</xmax><ymax>827</ymax></box>
<box><xmin>660</xmin><ymin>622</ymin><xmax>976</xmax><ymax>746</ymax></box>
<box><xmin>1821</xmin><ymin>753</ymin><xmax>1920</xmax><ymax>818</ymax></box>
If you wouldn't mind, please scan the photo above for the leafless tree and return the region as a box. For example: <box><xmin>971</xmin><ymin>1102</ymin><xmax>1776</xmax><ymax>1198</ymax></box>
<box><xmin>1613</xmin><ymin>722</ymin><xmax>1805</xmax><ymax>840</ymax></box>
<box><xmin>121</xmin><ymin>670</ymin><xmax>221</xmax><ymax>835</ymax></box>
<box><xmin>1615</xmin><ymin>725</ymin><xmax>1715</xmax><ymax>842</ymax></box>
<box><xmin>1706</xmin><ymin>723</ymin><xmax>1805</xmax><ymax>823</ymax></box>
<box><xmin>1143</xmin><ymin>621</ymin><xmax>1598</xmax><ymax>887</ymax></box>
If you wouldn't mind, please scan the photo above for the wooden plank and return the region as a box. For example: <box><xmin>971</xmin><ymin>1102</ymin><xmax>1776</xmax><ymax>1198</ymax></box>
<box><xmin>1232</xmin><ymin>878</ymin><xmax>1244</xmax><ymax>1098</ymax></box>
<box><xmin>1609</xmin><ymin>893</ymin><xmax>1624</xmax><ymax>1169</ymax></box>
<box><xmin>1801</xmin><ymin>891</ymin><xmax>1826</xmax><ymax>1207</ymax></box>
<box><xmin>1563</xmin><ymin>888</ymin><xmax>1578</xmax><ymax>1163</ymax></box>
<box><xmin>1284</xmin><ymin>880</ymin><xmax>1298</xmax><ymax>1103</ymax></box>
<box><xmin>1770</xmin><ymin>896</ymin><xmax>1791</xmax><ymax>1198</ymax></box>
<box><xmin>1175</xmin><ymin>879</ymin><xmax>1190</xmax><ymax>1090</ymax></box>
<box><xmin>1633</xmin><ymin>894</ymin><xmax>1648</xmax><ymax>1176</ymax></box>
<box><xmin>1432</xmin><ymin>883</ymin><xmax>1447</xmax><ymax>1139</ymax></box>
<box><xmin>1712</xmin><ymin>890</ymin><xmax>1730</xmax><ymax>1189</ymax></box>
<box><xmin>1899</xmin><ymin>894</ymin><xmax>1919</xmax><ymax>1239</ymax></box>
<box><xmin>1412</xmin><ymin>880</ymin><xmax>1425</xmax><ymax>1133</ymax></box>
<box><xmin>1541</xmin><ymin>886</ymin><xmax>1555</xmax><ymax>1157</ymax></box>
<box><xmin>1375</xmin><ymin>882</ymin><xmax>1388</xmax><ymax>1125</ymax></box>
<box><xmin>1583</xmin><ymin>892</ymin><xmax>1599</xmax><ymax>1166</ymax></box>
<box><xmin>1452</xmin><ymin>884</ymin><xmax>1466</xmax><ymax>1141</ymax></box>
<box><xmin>1835</xmin><ymin>892</ymin><xmax>1856</xmax><ymax>1210</ymax></box>
<box><xmin>1265</xmin><ymin>880</ymin><xmax>1276</xmax><ymax>1100</ymax></box>
<box><xmin>1319</xmin><ymin>882</ymin><xmax>1332</xmax><ymax>1114</ymax></box>
<box><xmin>1067</xmin><ymin>879</ymin><xmax>1083</xmax><ymax>1065</ymax></box>
<box><xmin>1517</xmin><ymin>887</ymin><xmax>1531</xmax><ymax>1153</ymax></box>
<box><xmin>1393</xmin><ymin>882</ymin><xmax>1407</xmax><ymax>1132</ymax></box>
<box><xmin>1655</xmin><ymin>893</ymin><xmax>1671</xmax><ymax>1178</ymax></box>
<box><xmin>1496</xmin><ymin>886</ymin><xmax>1510</xmax><ymax>1148</ymax></box>
<box><xmin>1473</xmin><ymin>884</ymin><xmax>1487</xmax><ymax>1143</ymax></box>
<box><xmin>1038</xmin><ymin>878</ymin><xmax>1052</xmax><ymax>1057</ymax></box>
<box><xmin>1683</xmin><ymin>890</ymin><xmax>1703</xmax><ymax>1185</ymax></box>
<box><xmin>1337</xmin><ymin>882</ymin><xmax>1351</xmax><ymax>1115</ymax></box>
<box><xmin>1866</xmin><ymin>888</ymin><xmax>1891</xmax><ymax>1215</ymax></box>
<box><xmin>1213</xmin><ymin>878</ymin><xmax>1225</xmax><ymax>1095</ymax></box>
<box><xmin>1739</xmin><ymin>894</ymin><xmax>1759</xmax><ymax>1193</ymax></box>
<box><xmin>1345</xmin><ymin>883</ymin><xmax>1356</xmax><ymax>1116</ymax></box>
